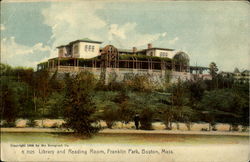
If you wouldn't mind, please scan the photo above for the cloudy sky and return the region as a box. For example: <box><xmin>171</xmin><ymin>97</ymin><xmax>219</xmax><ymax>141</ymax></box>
<box><xmin>1</xmin><ymin>0</ymin><xmax>249</xmax><ymax>71</ymax></box>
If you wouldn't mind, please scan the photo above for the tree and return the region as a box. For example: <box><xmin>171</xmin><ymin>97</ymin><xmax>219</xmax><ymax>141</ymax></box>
<box><xmin>101</xmin><ymin>104</ymin><xmax>119</xmax><ymax>128</ymax></box>
<box><xmin>209</xmin><ymin>62</ymin><xmax>218</xmax><ymax>78</ymax></box>
<box><xmin>123</xmin><ymin>73</ymin><xmax>153</xmax><ymax>92</ymax></box>
<box><xmin>154</xmin><ymin>92</ymin><xmax>175</xmax><ymax>130</ymax></box>
<box><xmin>200</xmin><ymin>89</ymin><xmax>245</xmax><ymax>131</ymax></box>
<box><xmin>93</xmin><ymin>91</ymin><xmax>119</xmax><ymax>129</ymax></box>
<box><xmin>157</xmin><ymin>104</ymin><xmax>175</xmax><ymax>130</ymax></box>
<box><xmin>0</xmin><ymin>82</ymin><xmax>18</xmax><ymax>126</ymax></box>
<box><xmin>128</xmin><ymin>92</ymin><xmax>157</xmax><ymax>130</ymax></box>
<box><xmin>233</xmin><ymin>67</ymin><xmax>240</xmax><ymax>73</ymax></box>
<box><xmin>44</xmin><ymin>92</ymin><xmax>65</xmax><ymax>118</ymax></box>
<box><xmin>63</xmin><ymin>71</ymin><xmax>100</xmax><ymax>136</ymax></box>
<box><xmin>232</xmin><ymin>83</ymin><xmax>249</xmax><ymax>130</ymax></box>
<box><xmin>170</xmin><ymin>79</ymin><xmax>190</xmax><ymax>130</ymax></box>
<box><xmin>33</xmin><ymin>70</ymin><xmax>50</xmax><ymax>127</ymax></box>
<box><xmin>115</xmin><ymin>91</ymin><xmax>135</xmax><ymax>125</ymax></box>
<box><xmin>209</xmin><ymin>62</ymin><xmax>219</xmax><ymax>89</ymax></box>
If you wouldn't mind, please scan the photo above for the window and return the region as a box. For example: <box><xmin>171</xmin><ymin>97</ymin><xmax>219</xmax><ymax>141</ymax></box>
<box><xmin>59</xmin><ymin>49</ymin><xmax>64</xmax><ymax>56</ymax></box>
<box><xmin>160</xmin><ymin>52</ymin><xmax>168</xmax><ymax>57</ymax></box>
<box><xmin>88</xmin><ymin>45</ymin><xmax>91</xmax><ymax>51</ymax></box>
<box><xmin>91</xmin><ymin>46</ymin><xmax>94</xmax><ymax>52</ymax></box>
<box><xmin>85</xmin><ymin>45</ymin><xmax>88</xmax><ymax>52</ymax></box>
<box><xmin>73</xmin><ymin>45</ymin><xmax>79</xmax><ymax>54</ymax></box>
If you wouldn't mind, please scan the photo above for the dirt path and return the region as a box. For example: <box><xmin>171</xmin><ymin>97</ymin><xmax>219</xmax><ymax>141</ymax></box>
<box><xmin>1</xmin><ymin>128</ymin><xmax>249</xmax><ymax>136</ymax></box>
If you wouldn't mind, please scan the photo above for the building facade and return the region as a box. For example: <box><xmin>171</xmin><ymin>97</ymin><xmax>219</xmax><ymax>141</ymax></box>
<box><xmin>37</xmin><ymin>38</ymin><xmax>211</xmax><ymax>83</ymax></box>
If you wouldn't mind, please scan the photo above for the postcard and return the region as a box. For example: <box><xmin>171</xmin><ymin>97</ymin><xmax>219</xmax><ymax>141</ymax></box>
<box><xmin>1</xmin><ymin>0</ymin><xmax>249</xmax><ymax>162</ymax></box>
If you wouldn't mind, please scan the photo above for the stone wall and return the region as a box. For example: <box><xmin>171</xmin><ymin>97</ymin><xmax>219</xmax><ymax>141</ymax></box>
<box><xmin>49</xmin><ymin>66</ymin><xmax>211</xmax><ymax>84</ymax></box>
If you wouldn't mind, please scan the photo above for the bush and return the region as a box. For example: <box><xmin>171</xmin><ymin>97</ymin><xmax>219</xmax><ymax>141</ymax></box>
<box><xmin>50</xmin><ymin>123</ymin><xmax>60</xmax><ymax>128</ymax></box>
<box><xmin>100</xmin><ymin>105</ymin><xmax>119</xmax><ymax>129</ymax></box>
<box><xmin>201</xmin><ymin>128</ymin><xmax>208</xmax><ymax>131</ymax></box>
<box><xmin>232</xmin><ymin>125</ymin><xmax>239</xmax><ymax>131</ymax></box>
<box><xmin>27</xmin><ymin>119</ymin><xmax>36</xmax><ymax>127</ymax></box>
<box><xmin>1</xmin><ymin>122</ymin><xmax>15</xmax><ymax>127</ymax></box>
<box><xmin>241</xmin><ymin>126</ymin><xmax>248</xmax><ymax>132</ymax></box>
<box><xmin>140</xmin><ymin>109</ymin><xmax>154</xmax><ymax>130</ymax></box>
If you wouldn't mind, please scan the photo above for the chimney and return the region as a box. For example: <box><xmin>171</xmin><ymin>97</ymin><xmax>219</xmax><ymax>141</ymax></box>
<box><xmin>148</xmin><ymin>43</ymin><xmax>152</xmax><ymax>49</ymax></box>
<box><xmin>132</xmin><ymin>47</ymin><xmax>137</xmax><ymax>53</ymax></box>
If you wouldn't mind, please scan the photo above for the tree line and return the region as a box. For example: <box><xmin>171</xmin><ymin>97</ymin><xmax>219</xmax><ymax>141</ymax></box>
<box><xmin>0</xmin><ymin>63</ymin><xmax>249</xmax><ymax>136</ymax></box>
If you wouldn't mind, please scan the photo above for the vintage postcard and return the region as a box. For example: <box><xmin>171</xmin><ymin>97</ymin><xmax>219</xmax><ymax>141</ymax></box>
<box><xmin>1</xmin><ymin>0</ymin><xmax>249</xmax><ymax>162</ymax></box>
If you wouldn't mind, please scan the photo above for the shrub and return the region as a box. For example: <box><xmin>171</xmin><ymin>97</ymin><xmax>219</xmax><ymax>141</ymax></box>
<box><xmin>1</xmin><ymin>122</ymin><xmax>15</xmax><ymax>127</ymax></box>
<box><xmin>140</xmin><ymin>108</ymin><xmax>154</xmax><ymax>130</ymax></box>
<box><xmin>27</xmin><ymin>119</ymin><xmax>36</xmax><ymax>127</ymax></box>
<box><xmin>201</xmin><ymin>128</ymin><xmax>208</xmax><ymax>131</ymax></box>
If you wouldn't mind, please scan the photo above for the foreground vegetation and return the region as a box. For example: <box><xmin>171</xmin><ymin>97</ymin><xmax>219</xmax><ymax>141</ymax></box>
<box><xmin>0</xmin><ymin>63</ymin><xmax>249</xmax><ymax>136</ymax></box>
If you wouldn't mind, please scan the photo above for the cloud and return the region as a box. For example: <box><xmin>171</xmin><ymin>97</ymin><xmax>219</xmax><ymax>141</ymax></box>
<box><xmin>1</xmin><ymin>37</ymin><xmax>51</xmax><ymax>67</ymax></box>
<box><xmin>108</xmin><ymin>23</ymin><xmax>136</xmax><ymax>40</ymax></box>
<box><xmin>107</xmin><ymin>22</ymin><xmax>167</xmax><ymax>48</ymax></box>
<box><xmin>42</xmin><ymin>2</ymin><xmax>106</xmax><ymax>58</ymax></box>
<box><xmin>168</xmin><ymin>37</ymin><xmax>179</xmax><ymax>45</ymax></box>
<box><xmin>2</xmin><ymin>2</ymin><xmax>177</xmax><ymax>68</ymax></box>
<box><xmin>42</xmin><ymin>2</ymin><xmax>169</xmax><ymax>51</ymax></box>
<box><xmin>162</xmin><ymin>32</ymin><xmax>167</xmax><ymax>37</ymax></box>
<box><xmin>0</xmin><ymin>24</ymin><xmax>6</xmax><ymax>31</ymax></box>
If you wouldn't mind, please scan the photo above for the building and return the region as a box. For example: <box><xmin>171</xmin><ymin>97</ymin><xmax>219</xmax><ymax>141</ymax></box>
<box><xmin>220</xmin><ymin>70</ymin><xmax>250</xmax><ymax>83</ymax></box>
<box><xmin>37</xmin><ymin>38</ymin><xmax>211</xmax><ymax>83</ymax></box>
<box><xmin>57</xmin><ymin>38</ymin><xmax>102</xmax><ymax>58</ymax></box>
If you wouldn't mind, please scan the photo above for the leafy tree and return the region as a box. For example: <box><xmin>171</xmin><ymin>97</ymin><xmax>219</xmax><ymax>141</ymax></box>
<box><xmin>44</xmin><ymin>92</ymin><xmax>65</xmax><ymax>118</ymax></box>
<box><xmin>154</xmin><ymin>92</ymin><xmax>174</xmax><ymax>130</ymax></box>
<box><xmin>157</xmin><ymin>104</ymin><xmax>175</xmax><ymax>130</ymax></box>
<box><xmin>209</xmin><ymin>62</ymin><xmax>219</xmax><ymax>89</ymax></box>
<box><xmin>232</xmin><ymin>83</ymin><xmax>249</xmax><ymax>129</ymax></box>
<box><xmin>140</xmin><ymin>107</ymin><xmax>154</xmax><ymax>130</ymax></box>
<box><xmin>115</xmin><ymin>91</ymin><xmax>135</xmax><ymax>125</ymax></box>
<box><xmin>93</xmin><ymin>91</ymin><xmax>119</xmax><ymax>128</ymax></box>
<box><xmin>209</xmin><ymin>62</ymin><xmax>218</xmax><ymax>78</ymax></box>
<box><xmin>169</xmin><ymin>79</ymin><xmax>190</xmax><ymax>129</ymax></box>
<box><xmin>233</xmin><ymin>67</ymin><xmax>240</xmax><ymax>73</ymax></box>
<box><xmin>48</xmin><ymin>71</ymin><xmax>65</xmax><ymax>93</ymax></box>
<box><xmin>63</xmin><ymin>71</ymin><xmax>100</xmax><ymax>136</ymax></box>
<box><xmin>123</xmin><ymin>73</ymin><xmax>153</xmax><ymax>92</ymax></box>
<box><xmin>16</xmin><ymin>82</ymin><xmax>35</xmax><ymax>118</ymax></box>
<box><xmin>0</xmin><ymin>63</ymin><xmax>13</xmax><ymax>76</ymax></box>
<box><xmin>0</xmin><ymin>84</ymin><xmax>18</xmax><ymax>125</ymax></box>
<box><xmin>101</xmin><ymin>104</ymin><xmax>119</xmax><ymax>128</ymax></box>
<box><xmin>128</xmin><ymin>92</ymin><xmax>157</xmax><ymax>130</ymax></box>
<box><xmin>33</xmin><ymin>70</ymin><xmax>50</xmax><ymax>126</ymax></box>
<box><xmin>179</xmin><ymin>106</ymin><xmax>195</xmax><ymax>130</ymax></box>
<box><xmin>200</xmin><ymin>89</ymin><xmax>246</xmax><ymax>131</ymax></box>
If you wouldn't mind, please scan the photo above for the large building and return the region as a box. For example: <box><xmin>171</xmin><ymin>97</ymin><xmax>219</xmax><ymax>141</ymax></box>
<box><xmin>37</xmin><ymin>38</ymin><xmax>211</xmax><ymax>83</ymax></box>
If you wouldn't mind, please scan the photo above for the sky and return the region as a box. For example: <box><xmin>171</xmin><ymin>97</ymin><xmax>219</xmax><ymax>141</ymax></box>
<box><xmin>1</xmin><ymin>0</ymin><xmax>249</xmax><ymax>72</ymax></box>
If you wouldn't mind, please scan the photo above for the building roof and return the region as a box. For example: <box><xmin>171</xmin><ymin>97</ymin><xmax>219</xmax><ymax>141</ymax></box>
<box><xmin>144</xmin><ymin>47</ymin><xmax>175</xmax><ymax>51</ymax></box>
<box><xmin>57</xmin><ymin>38</ymin><xmax>102</xmax><ymax>48</ymax></box>
<box><xmin>56</xmin><ymin>45</ymin><xmax>67</xmax><ymax>48</ymax></box>
<box><xmin>100</xmin><ymin>47</ymin><xmax>174</xmax><ymax>53</ymax></box>
<box><xmin>173</xmin><ymin>51</ymin><xmax>190</xmax><ymax>64</ymax></box>
<box><xmin>242</xmin><ymin>70</ymin><xmax>250</xmax><ymax>75</ymax></box>
<box><xmin>69</xmin><ymin>38</ymin><xmax>102</xmax><ymax>44</ymax></box>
